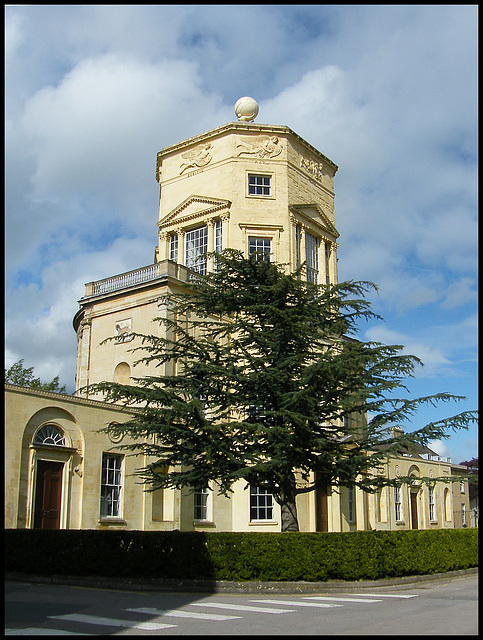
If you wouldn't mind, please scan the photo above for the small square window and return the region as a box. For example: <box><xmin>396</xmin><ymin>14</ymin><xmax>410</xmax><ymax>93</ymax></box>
<box><xmin>248</xmin><ymin>174</ymin><xmax>272</xmax><ymax>196</ymax></box>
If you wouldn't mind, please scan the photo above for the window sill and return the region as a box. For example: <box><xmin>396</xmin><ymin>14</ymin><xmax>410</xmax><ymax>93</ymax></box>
<box><xmin>99</xmin><ymin>517</ymin><xmax>127</xmax><ymax>526</ymax></box>
<box><xmin>194</xmin><ymin>521</ymin><xmax>216</xmax><ymax>527</ymax></box>
<box><xmin>249</xmin><ymin>521</ymin><xmax>279</xmax><ymax>526</ymax></box>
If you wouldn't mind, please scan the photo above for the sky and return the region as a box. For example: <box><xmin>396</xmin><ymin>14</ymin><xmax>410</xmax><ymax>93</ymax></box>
<box><xmin>5</xmin><ymin>5</ymin><xmax>478</xmax><ymax>464</ymax></box>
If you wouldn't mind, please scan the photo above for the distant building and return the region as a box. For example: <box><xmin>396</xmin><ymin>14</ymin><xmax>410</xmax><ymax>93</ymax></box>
<box><xmin>5</xmin><ymin>100</ymin><xmax>473</xmax><ymax>532</ymax></box>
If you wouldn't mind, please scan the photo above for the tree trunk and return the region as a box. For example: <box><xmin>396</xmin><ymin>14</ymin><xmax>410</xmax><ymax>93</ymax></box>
<box><xmin>278</xmin><ymin>472</ymin><xmax>300</xmax><ymax>532</ymax></box>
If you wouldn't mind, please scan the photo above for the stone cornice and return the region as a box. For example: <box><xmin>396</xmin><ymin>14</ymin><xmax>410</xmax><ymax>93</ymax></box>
<box><xmin>5</xmin><ymin>383</ymin><xmax>138</xmax><ymax>414</ymax></box>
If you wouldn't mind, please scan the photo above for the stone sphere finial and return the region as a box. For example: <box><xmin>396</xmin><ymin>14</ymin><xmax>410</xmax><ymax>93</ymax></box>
<box><xmin>235</xmin><ymin>97</ymin><xmax>259</xmax><ymax>122</ymax></box>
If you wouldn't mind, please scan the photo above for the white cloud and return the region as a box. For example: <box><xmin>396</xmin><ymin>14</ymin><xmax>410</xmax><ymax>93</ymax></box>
<box><xmin>4</xmin><ymin>5</ymin><xmax>477</xmax><ymax>462</ymax></box>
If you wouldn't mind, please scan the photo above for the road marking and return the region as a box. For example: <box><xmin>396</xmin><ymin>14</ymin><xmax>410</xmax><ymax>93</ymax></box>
<box><xmin>127</xmin><ymin>606</ymin><xmax>242</xmax><ymax>621</ymax></box>
<box><xmin>351</xmin><ymin>593</ymin><xmax>419</xmax><ymax>599</ymax></box>
<box><xmin>48</xmin><ymin>613</ymin><xmax>176</xmax><ymax>630</ymax></box>
<box><xmin>250</xmin><ymin>599</ymin><xmax>343</xmax><ymax>609</ymax></box>
<box><xmin>6</xmin><ymin>630</ymin><xmax>86</xmax><ymax>636</ymax></box>
<box><xmin>304</xmin><ymin>596</ymin><xmax>383</xmax><ymax>603</ymax></box>
<box><xmin>190</xmin><ymin>602</ymin><xmax>296</xmax><ymax>614</ymax></box>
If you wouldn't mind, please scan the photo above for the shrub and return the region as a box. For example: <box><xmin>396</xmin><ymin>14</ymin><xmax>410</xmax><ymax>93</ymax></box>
<box><xmin>5</xmin><ymin>528</ymin><xmax>477</xmax><ymax>582</ymax></box>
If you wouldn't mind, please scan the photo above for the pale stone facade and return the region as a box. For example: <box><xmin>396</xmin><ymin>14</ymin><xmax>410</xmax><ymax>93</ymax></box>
<box><xmin>5</xmin><ymin>105</ymin><xmax>471</xmax><ymax>532</ymax></box>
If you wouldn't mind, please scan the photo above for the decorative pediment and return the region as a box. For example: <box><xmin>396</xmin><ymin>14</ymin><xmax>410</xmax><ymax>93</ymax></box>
<box><xmin>158</xmin><ymin>195</ymin><xmax>231</xmax><ymax>229</ymax></box>
<box><xmin>290</xmin><ymin>204</ymin><xmax>339</xmax><ymax>239</ymax></box>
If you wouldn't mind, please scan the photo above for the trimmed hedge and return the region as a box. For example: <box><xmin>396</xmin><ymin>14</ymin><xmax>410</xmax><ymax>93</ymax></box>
<box><xmin>5</xmin><ymin>528</ymin><xmax>478</xmax><ymax>583</ymax></box>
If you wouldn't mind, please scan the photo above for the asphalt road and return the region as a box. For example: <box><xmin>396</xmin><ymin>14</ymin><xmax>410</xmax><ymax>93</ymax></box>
<box><xmin>5</xmin><ymin>574</ymin><xmax>478</xmax><ymax>635</ymax></box>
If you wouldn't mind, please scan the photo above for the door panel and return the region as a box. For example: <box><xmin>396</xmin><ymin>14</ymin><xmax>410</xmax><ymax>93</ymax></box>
<box><xmin>410</xmin><ymin>491</ymin><xmax>418</xmax><ymax>530</ymax></box>
<box><xmin>316</xmin><ymin>484</ymin><xmax>329</xmax><ymax>532</ymax></box>
<box><xmin>33</xmin><ymin>461</ymin><xmax>63</xmax><ymax>529</ymax></box>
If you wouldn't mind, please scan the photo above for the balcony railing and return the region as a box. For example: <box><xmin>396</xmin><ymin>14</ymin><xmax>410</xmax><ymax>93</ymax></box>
<box><xmin>83</xmin><ymin>260</ymin><xmax>190</xmax><ymax>297</ymax></box>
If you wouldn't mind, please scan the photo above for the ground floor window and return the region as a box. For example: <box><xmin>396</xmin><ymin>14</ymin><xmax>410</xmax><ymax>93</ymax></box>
<box><xmin>250</xmin><ymin>484</ymin><xmax>274</xmax><ymax>521</ymax></box>
<box><xmin>100</xmin><ymin>453</ymin><xmax>123</xmax><ymax>518</ymax></box>
<box><xmin>395</xmin><ymin>485</ymin><xmax>402</xmax><ymax>521</ymax></box>
<box><xmin>194</xmin><ymin>487</ymin><xmax>211</xmax><ymax>521</ymax></box>
<box><xmin>429</xmin><ymin>486</ymin><xmax>436</xmax><ymax>521</ymax></box>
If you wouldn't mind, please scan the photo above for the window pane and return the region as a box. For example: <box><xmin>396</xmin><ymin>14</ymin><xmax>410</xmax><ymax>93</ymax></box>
<box><xmin>169</xmin><ymin>234</ymin><xmax>178</xmax><ymax>262</ymax></box>
<box><xmin>185</xmin><ymin>226</ymin><xmax>208</xmax><ymax>274</ymax></box>
<box><xmin>100</xmin><ymin>453</ymin><xmax>123</xmax><ymax>518</ymax></box>
<box><xmin>33</xmin><ymin>424</ymin><xmax>66</xmax><ymax>446</ymax></box>
<box><xmin>250</xmin><ymin>484</ymin><xmax>274</xmax><ymax>520</ymax></box>
<box><xmin>214</xmin><ymin>219</ymin><xmax>222</xmax><ymax>254</ymax></box>
<box><xmin>248</xmin><ymin>237</ymin><xmax>271</xmax><ymax>261</ymax></box>
<box><xmin>248</xmin><ymin>174</ymin><xmax>271</xmax><ymax>196</ymax></box>
<box><xmin>305</xmin><ymin>232</ymin><xmax>319</xmax><ymax>284</ymax></box>
<box><xmin>194</xmin><ymin>488</ymin><xmax>209</xmax><ymax>520</ymax></box>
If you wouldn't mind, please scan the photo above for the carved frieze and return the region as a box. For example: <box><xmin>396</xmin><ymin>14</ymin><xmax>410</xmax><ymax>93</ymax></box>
<box><xmin>237</xmin><ymin>136</ymin><xmax>282</xmax><ymax>159</ymax></box>
<box><xmin>300</xmin><ymin>154</ymin><xmax>330</xmax><ymax>183</ymax></box>
<box><xmin>115</xmin><ymin>319</ymin><xmax>134</xmax><ymax>344</ymax></box>
<box><xmin>179</xmin><ymin>143</ymin><xmax>214</xmax><ymax>174</ymax></box>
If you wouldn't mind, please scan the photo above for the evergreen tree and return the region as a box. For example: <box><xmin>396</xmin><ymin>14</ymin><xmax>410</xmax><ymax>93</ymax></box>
<box><xmin>5</xmin><ymin>359</ymin><xmax>66</xmax><ymax>393</ymax></box>
<box><xmin>89</xmin><ymin>250</ymin><xmax>477</xmax><ymax>531</ymax></box>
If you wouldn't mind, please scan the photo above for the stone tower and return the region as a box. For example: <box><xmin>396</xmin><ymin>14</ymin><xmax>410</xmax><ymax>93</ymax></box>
<box><xmin>73</xmin><ymin>99</ymin><xmax>339</xmax><ymax>395</ymax></box>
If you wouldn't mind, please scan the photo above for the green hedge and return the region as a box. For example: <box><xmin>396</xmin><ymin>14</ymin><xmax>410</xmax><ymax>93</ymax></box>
<box><xmin>5</xmin><ymin>529</ymin><xmax>478</xmax><ymax>583</ymax></box>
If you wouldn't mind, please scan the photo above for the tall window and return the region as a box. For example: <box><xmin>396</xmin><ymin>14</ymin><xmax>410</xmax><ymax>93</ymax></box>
<box><xmin>248</xmin><ymin>237</ymin><xmax>271</xmax><ymax>261</ymax></box>
<box><xmin>250</xmin><ymin>484</ymin><xmax>274</xmax><ymax>521</ymax></box>
<box><xmin>185</xmin><ymin>226</ymin><xmax>208</xmax><ymax>274</ymax></box>
<box><xmin>305</xmin><ymin>232</ymin><xmax>319</xmax><ymax>283</ymax></box>
<box><xmin>248</xmin><ymin>174</ymin><xmax>271</xmax><ymax>196</ymax></box>
<box><xmin>395</xmin><ymin>486</ymin><xmax>402</xmax><ymax>521</ymax></box>
<box><xmin>428</xmin><ymin>486</ymin><xmax>435</xmax><ymax>521</ymax></box>
<box><xmin>169</xmin><ymin>233</ymin><xmax>178</xmax><ymax>262</ymax></box>
<box><xmin>214</xmin><ymin>219</ymin><xmax>222</xmax><ymax>255</ymax></box>
<box><xmin>461</xmin><ymin>503</ymin><xmax>467</xmax><ymax>527</ymax></box>
<box><xmin>324</xmin><ymin>241</ymin><xmax>331</xmax><ymax>285</ymax></box>
<box><xmin>295</xmin><ymin>224</ymin><xmax>301</xmax><ymax>272</ymax></box>
<box><xmin>194</xmin><ymin>487</ymin><xmax>210</xmax><ymax>521</ymax></box>
<box><xmin>100</xmin><ymin>453</ymin><xmax>123</xmax><ymax>518</ymax></box>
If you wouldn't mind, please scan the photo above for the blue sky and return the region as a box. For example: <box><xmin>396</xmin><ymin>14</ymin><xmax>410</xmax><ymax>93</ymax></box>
<box><xmin>5</xmin><ymin>5</ymin><xmax>478</xmax><ymax>463</ymax></box>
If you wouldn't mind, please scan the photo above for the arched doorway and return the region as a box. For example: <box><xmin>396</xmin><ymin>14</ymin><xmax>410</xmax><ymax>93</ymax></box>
<box><xmin>31</xmin><ymin>424</ymin><xmax>69</xmax><ymax>530</ymax></box>
<box><xmin>33</xmin><ymin>460</ymin><xmax>64</xmax><ymax>529</ymax></box>
<box><xmin>408</xmin><ymin>465</ymin><xmax>421</xmax><ymax>530</ymax></box>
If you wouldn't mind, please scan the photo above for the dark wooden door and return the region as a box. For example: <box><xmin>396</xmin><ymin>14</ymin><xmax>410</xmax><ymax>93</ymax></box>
<box><xmin>410</xmin><ymin>491</ymin><xmax>418</xmax><ymax>530</ymax></box>
<box><xmin>316</xmin><ymin>484</ymin><xmax>329</xmax><ymax>532</ymax></box>
<box><xmin>33</xmin><ymin>461</ymin><xmax>63</xmax><ymax>529</ymax></box>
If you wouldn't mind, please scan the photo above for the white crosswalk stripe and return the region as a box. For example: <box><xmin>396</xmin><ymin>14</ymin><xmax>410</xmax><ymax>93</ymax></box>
<box><xmin>303</xmin><ymin>595</ymin><xmax>383</xmax><ymax>603</ymax></box>
<box><xmin>6</xmin><ymin>590</ymin><xmax>419</xmax><ymax>635</ymax></box>
<box><xmin>5</xmin><ymin>629</ymin><xmax>86</xmax><ymax>636</ymax></box>
<box><xmin>351</xmin><ymin>592</ymin><xmax>419</xmax><ymax>598</ymax></box>
<box><xmin>127</xmin><ymin>606</ymin><xmax>242</xmax><ymax>621</ymax></box>
<box><xmin>48</xmin><ymin>613</ymin><xmax>176</xmax><ymax>630</ymax></box>
<box><xmin>190</xmin><ymin>602</ymin><xmax>296</xmax><ymax>614</ymax></box>
<box><xmin>250</xmin><ymin>599</ymin><xmax>343</xmax><ymax>608</ymax></box>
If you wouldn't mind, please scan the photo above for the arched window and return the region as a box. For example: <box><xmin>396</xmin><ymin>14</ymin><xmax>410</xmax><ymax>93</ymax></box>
<box><xmin>33</xmin><ymin>424</ymin><xmax>66</xmax><ymax>446</ymax></box>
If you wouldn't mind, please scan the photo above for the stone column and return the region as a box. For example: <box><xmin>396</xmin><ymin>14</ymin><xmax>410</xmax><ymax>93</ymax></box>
<box><xmin>177</xmin><ymin>229</ymin><xmax>185</xmax><ymax>267</ymax></box>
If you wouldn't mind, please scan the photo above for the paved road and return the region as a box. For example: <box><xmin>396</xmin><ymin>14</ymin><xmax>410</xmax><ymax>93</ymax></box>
<box><xmin>5</xmin><ymin>574</ymin><xmax>478</xmax><ymax>635</ymax></box>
